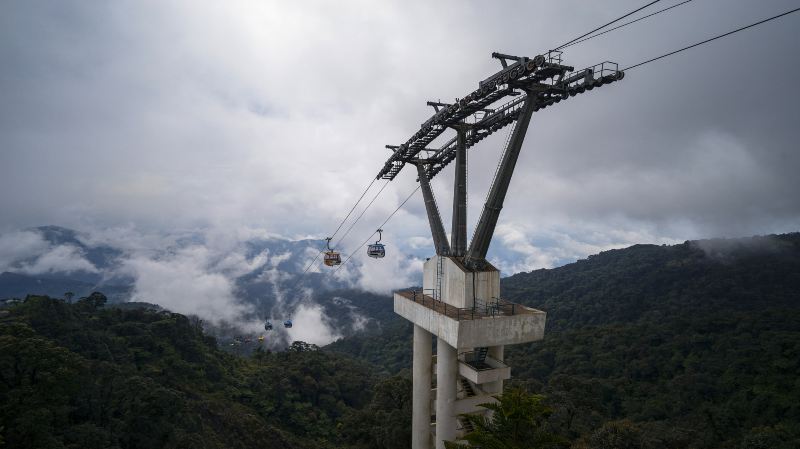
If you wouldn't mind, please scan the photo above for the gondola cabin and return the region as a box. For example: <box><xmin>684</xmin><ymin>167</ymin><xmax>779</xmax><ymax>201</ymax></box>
<box><xmin>324</xmin><ymin>251</ymin><xmax>341</xmax><ymax>266</ymax></box>
<box><xmin>367</xmin><ymin>229</ymin><xmax>386</xmax><ymax>259</ymax></box>
<box><xmin>264</xmin><ymin>321</ymin><xmax>273</xmax><ymax>331</ymax></box>
<box><xmin>367</xmin><ymin>243</ymin><xmax>385</xmax><ymax>258</ymax></box>
<box><xmin>284</xmin><ymin>319</ymin><xmax>293</xmax><ymax>328</ymax></box>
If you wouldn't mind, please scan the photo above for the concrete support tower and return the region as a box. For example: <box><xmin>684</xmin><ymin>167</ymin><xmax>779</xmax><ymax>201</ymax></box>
<box><xmin>396</xmin><ymin>256</ymin><xmax>546</xmax><ymax>449</ymax></box>
<box><xmin>383</xmin><ymin>51</ymin><xmax>623</xmax><ymax>448</ymax></box>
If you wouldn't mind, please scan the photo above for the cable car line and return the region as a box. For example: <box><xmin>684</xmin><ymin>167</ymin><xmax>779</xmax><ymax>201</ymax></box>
<box><xmin>560</xmin><ymin>0</ymin><xmax>695</xmax><ymax>50</ymax></box>
<box><xmin>290</xmin><ymin>176</ymin><xmax>380</xmax><ymax>286</ymax></box>
<box><xmin>333</xmin><ymin>185</ymin><xmax>421</xmax><ymax>274</ymax></box>
<box><xmin>623</xmin><ymin>6</ymin><xmax>800</xmax><ymax>71</ymax></box>
<box><xmin>552</xmin><ymin>0</ymin><xmax>663</xmax><ymax>51</ymax></box>
<box><xmin>333</xmin><ymin>179</ymin><xmax>391</xmax><ymax>250</ymax></box>
<box><xmin>330</xmin><ymin>177</ymin><xmax>379</xmax><ymax>241</ymax></box>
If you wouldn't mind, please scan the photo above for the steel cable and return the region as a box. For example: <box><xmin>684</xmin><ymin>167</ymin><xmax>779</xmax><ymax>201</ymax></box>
<box><xmin>333</xmin><ymin>185</ymin><xmax>421</xmax><ymax>274</ymax></box>
<box><xmin>553</xmin><ymin>0</ymin><xmax>663</xmax><ymax>51</ymax></box>
<box><xmin>333</xmin><ymin>179</ymin><xmax>391</xmax><ymax>250</ymax></box>
<box><xmin>290</xmin><ymin>176</ymin><xmax>378</xmax><ymax>290</ymax></box>
<box><xmin>624</xmin><ymin>6</ymin><xmax>800</xmax><ymax>70</ymax></box>
<box><xmin>560</xmin><ymin>0</ymin><xmax>695</xmax><ymax>50</ymax></box>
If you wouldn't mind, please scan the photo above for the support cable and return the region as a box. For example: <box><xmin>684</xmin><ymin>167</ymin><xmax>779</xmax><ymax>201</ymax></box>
<box><xmin>331</xmin><ymin>177</ymin><xmax>378</xmax><ymax>240</ymax></box>
<box><xmin>333</xmin><ymin>185</ymin><xmax>421</xmax><ymax>274</ymax></box>
<box><xmin>333</xmin><ymin>179</ymin><xmax>391</xmax><ymax>249</ymax></box>
<box><xmin>552</xmin><ymin>0</ymin><xmax>662</xmax><ymax>50</ymax></box>
<box><xmin>290</xmin><ymin>176</ymin><xmax>378</xmax><ymax>289</ymax></box>
<box><xmin>560</xmin><ymin>0</ymin><xmax>695</xmax><ymax>50</ymax></box>
<box><xmin>623</xmin><ymin>6</ymin><xmax>800</xmax><ymax>70</ymax></box>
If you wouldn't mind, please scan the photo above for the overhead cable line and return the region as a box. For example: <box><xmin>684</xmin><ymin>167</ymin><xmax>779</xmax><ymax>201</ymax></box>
<box><xmin>552</xmin><ymin>0</ymin><xmax>663</xmax><ymax>51</ymax></box>
<box><xmin>560</xmin><ymin>0</ymin><xmax>695</xmax><ymax>50</ymax></box>
<box><xmin>333</xmin><ymin>185</ymin><xmax>421</xmax><ymax>274</ymax></box>
<box><xmin>290</xmin><ymin>176</ymin><xmax>378</xmax><ymax>289</ymax></box>
<box><xmin>624</xmin><ymin>6</ymin><xmax>800</xmax><ymax>70</ymax></box>
<box><xmin>333</xmin><ymin>179</ymin><xmax>391</xmax><ymax>249</ymax></box>
<box><xmin>330</xmin><ymin>177</ymin><xmax>378</xmax><ymax>240</ymax></box>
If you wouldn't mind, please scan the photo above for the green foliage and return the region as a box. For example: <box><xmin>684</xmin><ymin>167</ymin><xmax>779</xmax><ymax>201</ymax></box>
<box><xmin>572</xmin><ymin>420</ymin><xmax>648</xmax><ymax>449</ymax></box>
<box><xmin>501</xmin><ymin>234</ymin><xmax>800</xmax><ymax>448</ymax></box>
<box><xmin>445</xmin><ymin>388</ymin><xmax>569</xmax><ymax>449</ymax></box>
<box><xmin>3</xmin><ymin>233</ymin><xmax>800</xmax><ymax>449</ymax></box>
<box><xmin>0</xmin><ymin>295</ymin><xmax>378</xmax><ymax>449</ymax></box>
<box><xmin>333</xmin><ymin>233</ymin><xmax>800</xmax><ymax>449</ymax></box>
<box><xmin>338</xmin><ymin>375</ymin><xmax>412</xmax><ymax>449</ymax></box>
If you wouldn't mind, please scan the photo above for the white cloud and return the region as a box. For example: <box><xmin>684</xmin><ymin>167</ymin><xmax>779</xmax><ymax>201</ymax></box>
<box><xmin>0</xmin><ymin>231</ymin><xmax>49</xmax><ymax>271</ymax></box>
<box><xmin>490</xmin><ymin>220</ymin><xmax>682</xmax><ymax>274</ymax></box>
<box><xmin>285</xmin><ymin>302</ymin><xmax>342</xmax><ymax>346</ymax></box>
<box><xmin>3</xmin><ymin>0</ymin><xmax>797</xmax><ymax>243</ymax></box>
<box><xmin>17</xmin><ymin>244</ymin><xmax>99</xmax><ymax>275</ymax></box>
<box><xmin>125</xmin><ymin>245</ymin><xmax>252</xmax><ymax>323</ymax></box>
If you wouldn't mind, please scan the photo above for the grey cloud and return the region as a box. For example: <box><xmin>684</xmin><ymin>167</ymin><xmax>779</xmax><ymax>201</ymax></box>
<box><xmin>1</xmin><ymin>0</ymin><xmax>798</xmax><ymax>276</ymax></box>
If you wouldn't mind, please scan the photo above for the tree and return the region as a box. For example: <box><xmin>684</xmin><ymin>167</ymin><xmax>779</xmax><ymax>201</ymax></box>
<box><xmin>445</xmin><ymin>388</ymin><xmax>570</xmax><ymax>449</ymax></box>
<box><xmin>572</xmin><ymin>420</ymin><xmax>648</xmax><ymax>449</ymax></box>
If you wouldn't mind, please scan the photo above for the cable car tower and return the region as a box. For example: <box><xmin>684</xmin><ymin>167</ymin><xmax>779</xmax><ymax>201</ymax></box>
<box><xmin>378</xmin><ymin>51</ymin><xmax>625</xmax><ymax>449</ymax></box>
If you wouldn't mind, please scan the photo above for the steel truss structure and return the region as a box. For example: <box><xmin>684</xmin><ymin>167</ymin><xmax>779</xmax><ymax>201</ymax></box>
<box><xmin>377</xmin><ymin>51</ymin><xmax>625</xmax><ymax>270</ymax></box>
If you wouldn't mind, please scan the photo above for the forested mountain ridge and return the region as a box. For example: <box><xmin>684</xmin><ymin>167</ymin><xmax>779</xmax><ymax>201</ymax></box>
<box><xmin>502</xmin><ymin>233</ymin><xmax>800</xmax><ymax>330</ymax></box>
<box><xmin>0</xmin><ymin>293</ymin><xmax>412</xmax><ymax>449</ymax></box>
<box><xmin>329</xmin><ymin>233</ymin><xmax>800</xmax><ymax>448</ymax></box>
<box><xmin>1</xmin><ymin>233</ymin><xmax>798</xmax><ymax>448</ymax></box>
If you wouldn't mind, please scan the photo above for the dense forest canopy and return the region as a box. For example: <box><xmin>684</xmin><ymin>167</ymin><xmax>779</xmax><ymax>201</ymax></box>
<box><xmin>2</xmin><ymin>233</ymin><xmax>799</xmax><ymax>448</ymax></box>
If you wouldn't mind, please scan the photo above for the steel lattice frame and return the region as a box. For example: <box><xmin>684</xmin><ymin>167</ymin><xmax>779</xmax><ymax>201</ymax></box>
<box><xmin>377</xmin><ymin>51</ymin><xmax>624</xmax><ymax>181</ymax></box>
<box><xmin>377</xmin><ymin>51</ymin><xmax>625</xmax><ymax>269</ymax></box>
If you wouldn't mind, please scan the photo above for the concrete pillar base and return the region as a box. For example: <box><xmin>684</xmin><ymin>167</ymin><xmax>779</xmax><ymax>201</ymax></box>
<box><xmin>413</xmin><ymin>325</ymin><xmax>433</xmax><ymax>449</ymax></box>
<box><xmin>436</xmin><ymin>338</ymin><xmax>457</xmax><ymax>449</ymax></box>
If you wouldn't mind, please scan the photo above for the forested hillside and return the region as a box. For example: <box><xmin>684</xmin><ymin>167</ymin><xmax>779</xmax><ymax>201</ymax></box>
<box><xmin>329</xmin><ymin>234</ymin><xmax>800</xmax><ymax>448</ymax></box>
<box><xmin>2</xmin><ymin>234</ymin><xmax>798</xmax><ymax>448</ymax></box>
<box><xmin>0</xmin><ymin>294</ymin><xmax>410</xmax><ymax>449</ymax></box>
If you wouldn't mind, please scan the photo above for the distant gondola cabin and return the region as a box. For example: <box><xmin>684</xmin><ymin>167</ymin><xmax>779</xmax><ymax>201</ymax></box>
<box><xmin>284</xmin><ymin>319</ymin><xmax>293</xmax><ymax>328</ymax></box>
<box><xmin>324</xmin><ymin>251</ymin><xmax>341</xmax><ymax>266</ymax></box>
<box><xmin>367</xmin><ymin>243</ymin><xmax>385</xmax><ymax>258</ymax></box>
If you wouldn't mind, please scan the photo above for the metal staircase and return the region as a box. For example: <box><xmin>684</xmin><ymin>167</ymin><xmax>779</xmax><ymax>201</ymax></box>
<box><xmin>460</xmin><ymin>378</ymin><xmax>476</xmax><ymax>397</ymax></box>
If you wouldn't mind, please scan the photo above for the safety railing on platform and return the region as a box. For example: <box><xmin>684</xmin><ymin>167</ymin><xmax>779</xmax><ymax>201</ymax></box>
<box><xmin>403</xmin><ymin>290</ymin><xmax>520</xmax><ymax>321</ymax></box>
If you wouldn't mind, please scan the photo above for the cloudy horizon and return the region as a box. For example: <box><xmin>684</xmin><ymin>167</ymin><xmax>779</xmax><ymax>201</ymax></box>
<box><xmin>2</xmin><ymin>1</ymin><xmax>800</xmax><ymax>335</ymax></box>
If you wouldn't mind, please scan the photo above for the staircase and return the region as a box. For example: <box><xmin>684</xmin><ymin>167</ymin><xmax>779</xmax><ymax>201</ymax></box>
<box><xmin>460</xmin><ymin>378</ymin><xmax>476</xmax><ymax>397</ymax></box>
<box><xmin>465</xmin><ymin>347</ymin><xmax>491</xmax><ymax>370</ymax></box>
<box><xmin>458</xmin><ymin>417</ymin><xmax>475</xmax><ymax>434</ymax></box>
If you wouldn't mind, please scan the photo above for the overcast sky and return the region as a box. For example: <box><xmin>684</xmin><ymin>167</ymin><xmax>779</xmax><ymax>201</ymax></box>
<box><xmin>2</xmin><ymin>0</ymin><xmax>799</xmax><ymax>274</ymax></box>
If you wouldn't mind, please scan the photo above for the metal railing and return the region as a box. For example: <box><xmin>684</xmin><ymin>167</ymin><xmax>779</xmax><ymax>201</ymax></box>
<box><xmin>404</xmin><ymin>290</ymin><xmax>521</xmax><ymax>321</ymax></box>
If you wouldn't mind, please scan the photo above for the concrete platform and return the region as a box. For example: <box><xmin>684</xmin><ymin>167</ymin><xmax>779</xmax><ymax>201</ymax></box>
<box><xmin>394</xmin><ymin>291</ymin><xmax>546</xmax><ymax>350</ymax></box>
<box><xmin>458</xmin><ymin>355</ymin><xmax>510</xmax><ymax>385</ymax></box>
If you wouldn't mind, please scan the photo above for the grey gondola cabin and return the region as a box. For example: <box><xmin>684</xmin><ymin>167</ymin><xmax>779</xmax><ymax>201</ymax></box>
<box><xmin>367</xmin><ymin>228</ymin><xmax>386</xmax><ymax>258</ymax></box>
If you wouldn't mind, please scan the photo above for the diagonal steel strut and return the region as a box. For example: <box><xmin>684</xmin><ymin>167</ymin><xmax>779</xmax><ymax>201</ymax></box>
<box><xmin>464</xmin><ymin>94</ymin><xmax>537</xmax><ymax>270</ymax></box>
<box><xmin>417</xmin><ymin>163</ymin><xmax>451</xmax><ymax>256</ymax></box>
<box><xmin>450</xmin><ymin>126</ymin><xmax>468</xmax><ymax>257</ymax></box>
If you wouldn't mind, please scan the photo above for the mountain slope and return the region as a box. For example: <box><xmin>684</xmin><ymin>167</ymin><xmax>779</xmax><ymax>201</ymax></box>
<box><xmin>0</xmin><ymin>294</ymin><xmax>393</xmax><ymax>449</ymax></box>
<box><xmin>329</xmin><ymin>233</ymin><xmax>800</xmax><ymax>448</ymax></box>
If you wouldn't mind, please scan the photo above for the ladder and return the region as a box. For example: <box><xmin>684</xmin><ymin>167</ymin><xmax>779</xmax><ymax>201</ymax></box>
<box><xmin>433</xmin><ymin>256</ymin><xmax>444</xmax><ymax>301</ymax></box>
<box><xmin>435</xmin><ymin>255</ymin><xmax>444</xmax><ymax>301</ymax></box>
